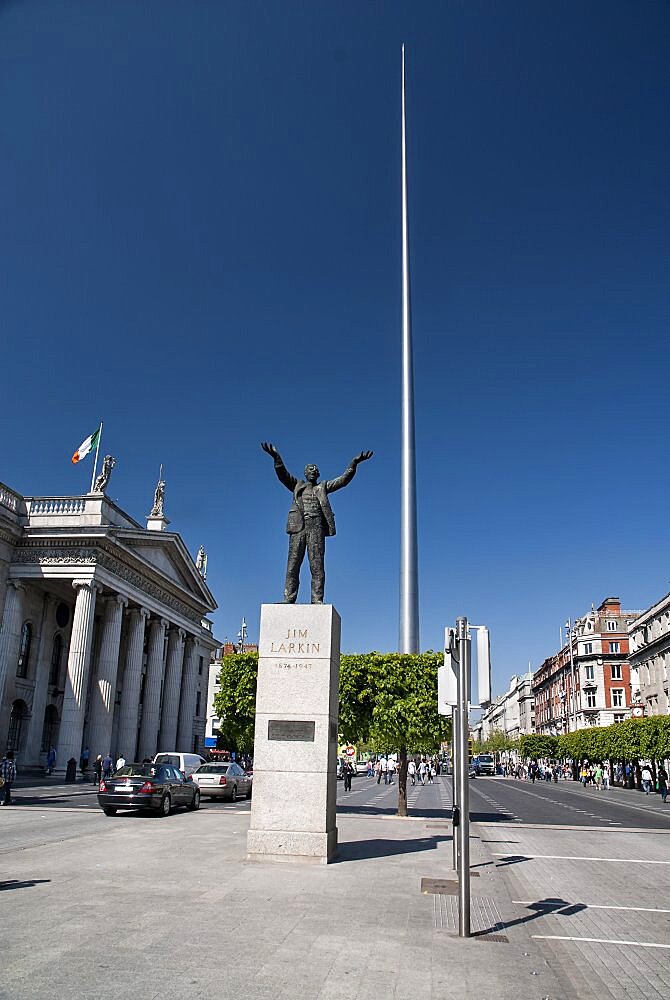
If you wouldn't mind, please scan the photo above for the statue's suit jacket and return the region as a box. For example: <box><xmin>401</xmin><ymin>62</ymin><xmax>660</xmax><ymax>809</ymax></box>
<box><xmin>272</xmin><ymin>457</ymin><xmax>358</xmax><ymax>537</ymax></box>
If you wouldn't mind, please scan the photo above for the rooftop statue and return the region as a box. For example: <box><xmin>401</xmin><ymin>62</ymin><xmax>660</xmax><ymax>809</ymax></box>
<box><xmin>92</xmin><ymin>455</ymin><xmax>115</xmax><ymax>495</ymax></box>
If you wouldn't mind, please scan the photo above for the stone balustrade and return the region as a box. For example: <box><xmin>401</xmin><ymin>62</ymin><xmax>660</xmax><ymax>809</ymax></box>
<box><xmin>29</xmin><ymin>497</ymin><xmax>88</xmax><ymax>516</ymax></box>
<box><xmin>0</xmin><ymin>482</ymin><xmax>23</xmax><ymax>514</ymax></box>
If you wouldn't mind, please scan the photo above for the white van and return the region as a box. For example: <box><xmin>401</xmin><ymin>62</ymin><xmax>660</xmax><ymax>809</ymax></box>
<box><xmin>153</xmin><ymin>752</ymin><xmax>206</xmax><ymax>777</ymax></box>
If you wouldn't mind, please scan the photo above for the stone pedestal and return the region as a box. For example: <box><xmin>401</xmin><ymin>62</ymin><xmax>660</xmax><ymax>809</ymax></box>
<box><xmin>246</xmin><ymin>604</ymin><xmax>340</xmax><ymax>864</ymax></box>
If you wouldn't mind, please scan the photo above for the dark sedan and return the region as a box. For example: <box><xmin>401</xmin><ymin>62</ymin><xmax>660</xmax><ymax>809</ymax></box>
<box><xmin>97</xmin><ymin>763</ymin><xmax>200</xmax><ymax>816</ymax></box>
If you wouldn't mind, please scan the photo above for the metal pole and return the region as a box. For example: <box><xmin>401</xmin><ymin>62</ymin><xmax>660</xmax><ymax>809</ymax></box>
<box><xmin>90</xmin><ymin>420</ymin><xmax>103</xmax><ymax>493</ymax></box>
<box><xmin>452</xmin><ymin>705</ymin><xmax>459</xmax><ymax>871</ymax></box>
<box><xmin>399</xmin><ymin>43</ymin><xmax>419</xmax><ymax>654</ymax></box>
<box><xmin>456</xmin><ymin>616</ymin><xmax>471</xmax><ymax>937</ymax></box>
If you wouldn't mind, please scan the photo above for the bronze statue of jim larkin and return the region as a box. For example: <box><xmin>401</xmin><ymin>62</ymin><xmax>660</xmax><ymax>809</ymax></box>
<box><xmin>261</xmin><ymin>442</ymin><xmax>373</xmax><ymax>604</ymax></box>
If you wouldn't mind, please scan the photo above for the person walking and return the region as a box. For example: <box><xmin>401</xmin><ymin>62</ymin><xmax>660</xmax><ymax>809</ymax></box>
<box><xmin>343</xmin><ymin>761</ymin><xmax>353</xmax><ymax>792</ymax></box>
<box><xmin>366</xmin><ymin>759</ymin><xmax>373</xmax><ymax>779</ymax></box>
<box><xmin>1</xmin><ymin>750</ymin><xmax>17</xmax><ymax>806</ymax></box>
<box><xmin>92</xmin><ymin>755</ymin><xmax>103</xmax><ymax>786</ymax></box>
<box><xmin>46</xmin><ymin>746</ymin><xmax>56</xmax><ymax>775</ymax></box>
<box><xmin>80</xmin><ymin>746</ymin><xmax>90</xmax><ymax>777</ymax></box>
<box><xmin>428</xmin><ymin>761</ymin><xmax>435</xmax><ymax>784</ymax></box>
<box><xmin>388</xmin><ymin>758</ymin><xmax>396</xmax><ymax>785</ymax></box>
<box><xmin>102</xmin><ymin>753</ymin><xmax>113</xmax><ymax>779</ymax></box>
<box><xmin>602</xmin><ymin>765</ymin><xmax>610</xmax><ymax>791</ymax></box>
<box><xmin>657</xmin><ymin>765</ymin><xmax>668</xmax><ymax>804</ymax></box>
<box><xmin>375</xmin><ymin>758</ymin><xmax>383</xmax><ymax>785</ymax></box>
<box><xmin>641</xmin><ymin>763</ymin><xmax>653</xmax><ymax>794</ymax></box>
<box><xmin>594</xmin><ymin>764</ymin><xmax>603</xmax><ymax>791</ymax></box>
<box><xmin>419</xmin><ymin>760</ymin><xmax>427</xmax><ymax>786</ymax></box>
<box><xmin>115</xmin><ymin>754</ymin><xmax>126</xmax><ymax>772</ymax></box>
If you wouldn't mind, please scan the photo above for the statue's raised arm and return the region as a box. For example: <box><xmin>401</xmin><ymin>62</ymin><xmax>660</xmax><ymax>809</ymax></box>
<box><xmin>261</xmin><ymin>442</ymin><xmax>297</xmax><ymax>491</ymax></box>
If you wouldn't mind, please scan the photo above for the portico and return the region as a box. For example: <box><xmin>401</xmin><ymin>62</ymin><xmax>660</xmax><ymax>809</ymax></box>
<box><xmin>0</xmin><ymin>483</ymin><xmax>218</xmax><ymax>772</ymax></box>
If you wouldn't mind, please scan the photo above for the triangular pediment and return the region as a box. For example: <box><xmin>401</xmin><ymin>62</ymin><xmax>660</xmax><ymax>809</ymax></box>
<box><xmin>132</xmin><ymin>543</ymin><xmax>193</xmax><ymax>589</ymax></box>
<box><xmin>111</xmin><ymin>530</ymin><xmax>216</xmax><ymax>611</ymax></box>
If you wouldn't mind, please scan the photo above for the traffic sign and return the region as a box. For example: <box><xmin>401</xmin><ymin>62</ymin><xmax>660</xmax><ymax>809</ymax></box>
<box><xmin>344</xmin><ymin>745</ymin><xmax>355</xmax><ymax>758</ymax></box>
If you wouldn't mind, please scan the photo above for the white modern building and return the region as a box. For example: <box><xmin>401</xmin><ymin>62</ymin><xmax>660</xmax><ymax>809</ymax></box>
<box><xmin>628</xmin><ymin>590</ymin><xmax>670</xmax><ymax>717</ymax></box>
<box><xmin>0</xmin><ymin>480</ymin><xmax>218</xmax><ymax>772</ymax></box>
<box><xmin>479</xmin><ymin>672</ymin><xmax>535</xmax><ymax>741</ymax></box>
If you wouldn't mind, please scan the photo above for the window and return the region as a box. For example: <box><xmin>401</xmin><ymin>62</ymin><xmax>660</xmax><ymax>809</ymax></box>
<box><xmin>607</xmin><ymin>620</ymin><xmax>617</xmax><ymax>631</ymax></box>
<box><xmin>609</xmin><ymin>641</ymin><xmax>620</xmax><ymax>654</ymax></box>
<box><xmin>610</xmin><ymin>664</ymin><xmax>622</xmax><ymax>680</ymax></box>
<box><xmin>613</xmin><ymin>713</ymin><xmax>625</xmax><ymax>724</ymax></box>
<box><xmin>7</xmin><ymin>699</ymin><xmax>28</xmax><ymax>751</ymax></box>
<box><xmin>195</xmin><ymin>691</ymin><xmax>201</xmax><ymax>717</ymax></box>
<box><xmin>583</xmin><ymin>642</ymin><xmax>593</xmax><ymax>655</ymax></box>
<box><xmin>49</xmin><ymin>634</ymin><xmax>63</xmax><ymax>686</ymax></box>
<box><xmin>17</xmin><ymin>622</ymin><xmax>32</xmax><ymax>678</ymax></box>
<box><xmin>40</xmin><ymin>705</ymin><xmax>60</xmax><ymax>753</ymax></box>
<box><xmin>585</xmin><ymin>665</ymin><xmax>595</xmax><ymax>681</ymax></box>
<box><xmin>586</xmin><ymin>691</ymin><xmax>597</xmax><ymax>708</ymax></box>
<box><xmin>198</xmin><ymin>656</ymin><xmax>204</xmax><ymax>676</ymax></box>
<box><xmin>611</xmin><ymin>689</ymin><xmax>624</xmax><ymax>708</ymax></box>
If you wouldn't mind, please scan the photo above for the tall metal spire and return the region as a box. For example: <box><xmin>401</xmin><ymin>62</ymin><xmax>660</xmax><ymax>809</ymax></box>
<box><xmin>399</xmin><ymin>44</ymin><xmax>420</xmax><ymax>653</ymax></box>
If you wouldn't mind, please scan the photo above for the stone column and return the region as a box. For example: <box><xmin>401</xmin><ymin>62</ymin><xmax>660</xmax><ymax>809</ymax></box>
<box><xmin>87</xmin><ymin>594</ymin><xmax>127</xmax><ymax>759</ymax></box>
<box><xmin>23</xmin><ymin>595</ymin><xmax>58</xmax><ymax>765</ymax></box>
<box><xmin>137</xmin><ymin>617</ymin><xmax>168</xmax><ymax>761</ymax></box>
<box><xmin>115</xmin><ymin>606</ymin><xmax>149</xmax><ymax>762</ymax></box>
<box><xmin>158</xmin><ymin>626</ymin><xmax>185</xmax><ymax>751</ymax></box>
<box><xmin>58</xmin><ymin>580</ymin><xmax>100</xmax><ymax>769</ymax></box>
<box><xmin>176</xmin><ymin>637</ymin><xmax>199</xmax><ymax>752</ymax></box>
<box><xmin>0</xmin><ymin>581</ymin><xmax>26</xmax><ymax>708</ymax></box>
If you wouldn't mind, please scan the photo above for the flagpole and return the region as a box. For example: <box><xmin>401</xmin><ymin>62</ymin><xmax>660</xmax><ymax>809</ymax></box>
<box><xmin>90</xmin><ymin>420</ymin><xmax>103</xmax><ymax>493</ymax></box>
<box><xmin>399</xmin><ymin>43</ymin><xmax>419</xmax><ymax>654</ymax></box>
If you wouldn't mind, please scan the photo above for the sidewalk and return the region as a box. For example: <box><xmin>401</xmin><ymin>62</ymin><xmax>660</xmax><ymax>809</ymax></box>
<box><xmin>1</xmin><ymin>798</ymin><xmax>569</xmax><ymax>1000</ymax></box>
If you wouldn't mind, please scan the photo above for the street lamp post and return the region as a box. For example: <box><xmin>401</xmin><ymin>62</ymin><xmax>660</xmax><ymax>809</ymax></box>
<box><xmin>237</xmin><ymin>617</ymin><xmax>248</xmax><ymax>654</ymax></box>
<box><xmin>565</xmin><ymin>619</ymin><xmax>578</xmax><ymax>732</ymax></box>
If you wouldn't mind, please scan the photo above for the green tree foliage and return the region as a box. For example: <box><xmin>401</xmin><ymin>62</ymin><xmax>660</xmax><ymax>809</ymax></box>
<box><xmin>213</xmin><ymin>649</ymin><xmax>451</xmax><ymax>817</ymax></box>
<box><xmin>212</xmin><ymin>652</ymin><xmax>258</xmax><ymax>751</ymax></box>
<box><xmin>476</xmin><ymin>729</ymin><xmax>519</xmax><ymax>755</ymax></box>
<box><xmin>519</xmin><ymin>734</ymin><xmax>558</xmax><ymax>759</ymax></box>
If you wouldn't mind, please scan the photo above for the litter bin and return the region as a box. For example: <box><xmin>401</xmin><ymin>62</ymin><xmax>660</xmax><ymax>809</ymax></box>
<box><xmin>65</xmin><ymin>757</ymin><xmax>77</xmax><ymax>783</ymax></box>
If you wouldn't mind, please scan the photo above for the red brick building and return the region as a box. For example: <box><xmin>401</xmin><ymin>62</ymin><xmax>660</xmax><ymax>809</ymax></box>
<box><xmin>533</xmin><ymin>597</ymin><xmax>642</xmax><ymax>734</ymax></box>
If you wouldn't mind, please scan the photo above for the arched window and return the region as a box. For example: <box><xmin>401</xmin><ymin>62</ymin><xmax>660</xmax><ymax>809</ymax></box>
<box><xmin>40</xmin><ymin>705</ymin><xmax>60</xmax><ymax>753</ymax></box>
<box><xmin>7</xmin><ymin>699</ymin><xmax>29</xmax><ymax>753</ymax></box>
<box><xmin>49</xmin><ymin>633</ymin><xmax>64</xmax><ymax>686</ymax></box>
<box><xmin>17</xmin><ymin>622</ymin><xmax>32</xmax><ymax>678</ymax></box>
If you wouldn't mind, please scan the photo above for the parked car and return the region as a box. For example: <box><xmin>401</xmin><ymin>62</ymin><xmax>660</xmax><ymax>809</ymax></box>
<box><xmin>355</xmin><ymin>760</ymin><xmax>368</xmax><ymax>775</ymax></box>
<box><xmin>191</xmin><ymin>762</ymin><xmax>252</xmax><ymax>801</ymax></box>
<box><xmin>97</xmin><ymin>763</ymin><xmax>200</xmax><ymax>816</ymax></box>
<box><xmin>153</xmin><ymin>752</ymin><xmax>206</xmax><ymax>777</ymax></box>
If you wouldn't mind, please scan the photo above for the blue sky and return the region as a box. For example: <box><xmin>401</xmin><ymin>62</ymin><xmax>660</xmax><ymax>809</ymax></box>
<box><xmin>2</xmin><ymin>2</ymin><xmax>668</xmax><ymax>696</ymax></box>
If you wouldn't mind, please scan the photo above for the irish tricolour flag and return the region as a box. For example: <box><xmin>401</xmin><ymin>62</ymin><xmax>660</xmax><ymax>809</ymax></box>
<box><xmin>71</xmin><ymin>428</ymin><xmax>100</xmax><ymax>465</ymax></box>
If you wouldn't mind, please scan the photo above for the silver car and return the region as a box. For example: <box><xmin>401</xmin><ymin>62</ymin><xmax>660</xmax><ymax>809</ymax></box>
<box><xmin>191</xmin><ymin>762</ymin><xmax>252</xmax><ymax>802</ymax></box>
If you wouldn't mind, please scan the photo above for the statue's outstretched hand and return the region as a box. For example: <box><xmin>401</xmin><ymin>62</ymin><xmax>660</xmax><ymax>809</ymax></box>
<box><xmin>352</xmin><ymin>450</ymin><xmax>373</xmax><ymax>466</ymax></box>
<box><xmin>261</xmin><ymin>442</ymin><xmax>280</xmax><ymax>460</ymax></box>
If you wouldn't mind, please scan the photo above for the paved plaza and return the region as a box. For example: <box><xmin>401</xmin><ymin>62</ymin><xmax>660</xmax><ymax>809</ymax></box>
<box><xmin>1</xmin><ymin>774</ymin><xmax>669</xmax><ymax>999</ymax></box>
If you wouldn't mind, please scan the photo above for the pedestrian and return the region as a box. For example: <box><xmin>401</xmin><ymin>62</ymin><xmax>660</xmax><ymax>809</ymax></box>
<box><xmin>102</xmin><ymin>753</ymin><xmax>113</xmax><ymax>779</ymax></box>
<box><xmin>428</xmin><ymin>761</ymin><xmax>435</xmax><ymax>784</ymax></box>
<box><xmin>388</xmin><ymin>758</ymin><xmax>396</xmax><ymax>785</ymax></box>
<box><xmin>657</xmin><ymin>765</ymin><xmax>668</xmax><ymax>804</ymax></box>
<box><xmin>375</xmin><ymin>758</ymin><xmax>382</xmax><ymax>785</ymax></box>
<box><xmin>343</xmin><ymin>761</ymin><xmax>353</xmax><ymax>792</ymax></box>
<box><xmin>594</xmin><ymin>765</ymin><xmax>603</xmax><ymax>791</ymax></box>
<box><xmin>408</xmin><ymin>759</ymin><xmax>416</xmax><ymax>786</ymax></box>
<box><xmin>80</xmin><ymin>746</ymin><xmax>90</xmax><ymax>776</ymax></box>
<box><xmin>366</xmin><ymin>759</ymin><xmax>372</xmax><ymax>778</ymax></box>
<box><xmin>92</xmin><ymin>754</ymin><xmax>103</xmax><ymax>786</ymax></box>
<box><xmin>641</xmin><ymin>763</ymin><xmax>653</xmax><ymax>795</ymax></box>
<box><xmin>0</xmin><ymin>750</ymin><xmax>17</xmax><ymax>806</ymax></box>
<box><xmin>419</xmin><ymin>760</ymin><xmax>427</xmax><ymax>786</ymax></box>
<box><xmin>46</xmin><ymin>746</ymin><xmax>56</xmax><ymax>775</ymax></box>
<box><xmin>602</xmin><ymin>766</ymin><xmax>610</xmax><ymax>791</ymax></box>
<box><xmin>116</xmin><ymin>754</ymin><xmax>126</xmax><ymax>772</ymax></box>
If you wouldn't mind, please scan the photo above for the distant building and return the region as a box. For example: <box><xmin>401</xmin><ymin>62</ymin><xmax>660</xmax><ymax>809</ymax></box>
<box><xmin>204</xmin><ymin>640</ymin><xmax>258</xmax><ymax>750</ymax></box>
<box><xmin>0</xmin><ymin>480</ymin><xmax>218</xmax><ymax>771</ymax></box>
<box><xmin>533</xmin><ymin>597</ymin><xmax>642</xmax><ymax>734</ymax></box>
<box><xmin>628</xmin><ymin>590</ymin><xmax>670</xmax><ymax>717</ymax></box>
<box><xmin>479</xmin><ymin>672</ymin><xmax>535</xmax><ymax>742</ymax></box>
